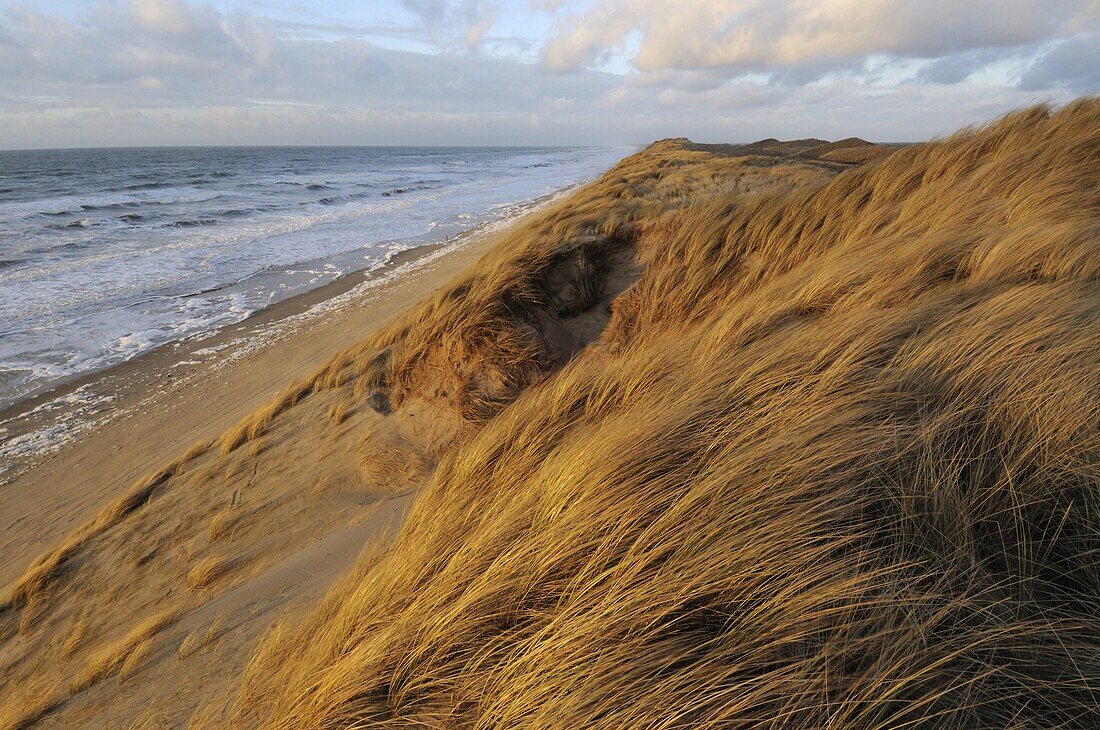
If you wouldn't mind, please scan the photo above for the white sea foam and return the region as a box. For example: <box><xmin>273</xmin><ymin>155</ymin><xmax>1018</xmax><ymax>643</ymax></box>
<box><xmin>0</xmin><ymin>385</ymin><xmax>118</xmax><ymax>478</ymax></box>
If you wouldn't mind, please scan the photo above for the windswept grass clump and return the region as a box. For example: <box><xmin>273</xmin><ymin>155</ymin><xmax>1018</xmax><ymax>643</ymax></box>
<box><xmin>72</xmin><ymin>609</ymin><xmax>180</xmax><ymax>692</ymax></box>
<box><xmin>223</xmin><ymin>100</ymin><xmax>1100</xmax><ymax>727</ymax></box>
<box><xmin>219</xmin><ymin>379</ymin><xmax>314</xmax><ymax>455</ymax></box>
<box><xmin>178</xmin><ymin>615</ymin><xmax>229</xmax><ymax>661</ymax></box>
<box><xmin>0</xmin><ymin>677</ymin><xmax>66</xmax><ymax>730</ymax></box>
<box><xmin>186</xmin><ymin>555</ymin><xmax>237</xmax><ymax>590</ymax></box>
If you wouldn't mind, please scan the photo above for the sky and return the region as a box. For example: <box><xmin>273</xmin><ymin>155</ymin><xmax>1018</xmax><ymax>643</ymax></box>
<box><xmin>0</xmin><ymin>0</ymin><xmax>1097</xmax><ymax>149</ymax></box>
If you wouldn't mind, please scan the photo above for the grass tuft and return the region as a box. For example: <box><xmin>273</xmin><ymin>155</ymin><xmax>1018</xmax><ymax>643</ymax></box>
<box><xmin>72</xmin><ymin>609</ymin><xmax>180</xmax><ymax>693</ymax></box>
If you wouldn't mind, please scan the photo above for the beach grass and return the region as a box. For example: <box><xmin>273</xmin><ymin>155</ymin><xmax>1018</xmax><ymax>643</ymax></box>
<box><xmin>205</xmin><ymin>99</ymin><xmax>1100</xmax><ymax>727</ymax></box>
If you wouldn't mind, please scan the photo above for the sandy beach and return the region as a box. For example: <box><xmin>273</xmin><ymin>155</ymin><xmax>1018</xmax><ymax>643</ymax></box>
<box><xmin>0</xmin><ymin>204</ymin><xmax>523</xmax><ymax>589</ymax></box>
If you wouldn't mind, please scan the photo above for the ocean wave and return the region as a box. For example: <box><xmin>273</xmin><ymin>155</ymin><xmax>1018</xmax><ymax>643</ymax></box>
<box><xmin>276</xmin><ymin>181</ymin><xmax>332</xmax><ymax>190</ymax></box>
<box><xmin>50</xmin><ymin>240</ymin><xmax>91</xmax><ymax>251</ymax></box>
<box><xmin>49</xmin><ymin>192</ymin><xmax>227</xmax><ymax>217</ymax></box>
<box><xmin>163</xmin><ymin>218</ymin><xmax>218</xmax><ymax>228</ymax></box>
<box><xmin>121</xmin><ymin>181</ymin><xmax>175</xmax><ymax>191</ymax></box>
<box><xmin>80</xmin><ymin>202</ymin><xmax>128</xmax><ymax>211</ymax></box>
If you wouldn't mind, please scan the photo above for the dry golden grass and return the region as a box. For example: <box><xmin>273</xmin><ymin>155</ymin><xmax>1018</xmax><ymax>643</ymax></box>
<box><xmin>73</xmin><ymin>609</ymin><xmax>180</xmax><ymax>692</ymax></box>
<box><xmin>819</xmin><ymin>144</ymin><xmax>895</xmax><ymax>164</ymax></box>
<box><xmin>0</xmin><ymin>677</ymin><xmax>66</xmax><ymax>730</ymax></box>
<box><xmin>186</xmin><ymin>555</ymin><xmax>237</xmax><ymax>590</ymax></box>
<box><xmin>178</xmin><ymin>615</ymin><xmax>228</xmax><ymax>661</ymax></box>
<box><xmin>216</xmin><ymin>99</ymin><xmax>1100</xmax><ymax>728</ymax></box>
<box><xmin>327</xmin><ymin>401</ymin><xmax>349</xmax><ymax>426</ymax></box>
<box><xmin>219</xmin><ymin>379</ymin><xmax>313</xmax><ymax>455</ymax></box>
<box><xmin>58</xmin><ymin>612</ymin><xmax>91</xmax><ymax>659</ymax></box>
<box><xmin>207</xmin><ymin>509</ymin><xmax>233</xmax><ymax>542</ymax></box>
<box><xmin>0</xmin><ymin>441</ymin><xmax>210</xmax><ymax>619</ymax></box>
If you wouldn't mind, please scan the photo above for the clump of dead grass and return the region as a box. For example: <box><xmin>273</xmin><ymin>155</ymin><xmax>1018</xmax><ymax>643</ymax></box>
<box><xmin>0</xmin><ymin>676</ymin><xmax>67</xmax><ymax>730</ymax></box>
<box><xmin>219</xmin><ymin>379</ymin><xmax>312</xmax><ymax>455</ymax></box>
<box><xmin>327</xmin><ymin>401</ymin><xmax>349</xmax><ymax>426</ymax></box>
<box><xmin>72</xmin><ymin>608</ymin><xmax>180</xmax><ymax>692</ymax></box>
<box><xmin>186</xmin><ymin>555</ymin><xmax>237</xmax><ymax>590</ymax></box>
<box><xmin>178</xmin><ymin>615</ymin><xmax>229</xmax><ymax>660</ymax></box>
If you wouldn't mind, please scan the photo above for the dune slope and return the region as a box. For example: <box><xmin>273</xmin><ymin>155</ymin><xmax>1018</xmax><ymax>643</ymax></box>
<box><xmin>226</xmin><ymin>100</ymin><xmax>1100</xmax><ymax>728</ymax></box>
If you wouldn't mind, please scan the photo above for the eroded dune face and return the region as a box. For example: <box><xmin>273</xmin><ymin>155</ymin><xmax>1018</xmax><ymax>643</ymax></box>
<box><xmin>3</xmin><ymin>100</ymin><xmax>1099</xmax><ymax>729</ymax></box>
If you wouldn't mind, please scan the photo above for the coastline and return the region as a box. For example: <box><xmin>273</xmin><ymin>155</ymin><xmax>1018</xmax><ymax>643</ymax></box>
<box><xmin>0</xmin><ymin>186</ymin><xmax>573</xmax><ymax>478</ymax></box>
<box><xmin>0</xmin><ymin>184</ymin><xmax>572</xmax><ymax>586</ymax></box>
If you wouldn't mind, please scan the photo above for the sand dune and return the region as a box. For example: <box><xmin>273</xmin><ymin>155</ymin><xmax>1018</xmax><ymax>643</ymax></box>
<box><xmin>2</xmin><ymin>99</ymin><xmax>1098</xmax><ymax>728</ymax></box>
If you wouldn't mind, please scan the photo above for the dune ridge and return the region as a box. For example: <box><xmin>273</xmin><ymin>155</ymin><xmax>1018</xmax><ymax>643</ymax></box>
<box><xmin>0</xmin><ymin>99</ymin><xmax>1097</xmax><ymax>727</ymax></box>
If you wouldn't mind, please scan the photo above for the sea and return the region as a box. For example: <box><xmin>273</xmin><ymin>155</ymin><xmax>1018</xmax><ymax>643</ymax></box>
<box><xmin>0</xmin><ymin>145</ymin><xmax>629</xmax><ymax>410</ymax></box>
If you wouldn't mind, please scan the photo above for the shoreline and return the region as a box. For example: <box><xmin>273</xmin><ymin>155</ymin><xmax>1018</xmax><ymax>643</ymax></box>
<box><xmin>0</xmin><ymin>240</ymin><xmax>441</xmax><ymax>426</ymax></box>
<box><xmin>0</xmin><ymin>195</ymin><xmax>524</xmax><ymax>586</ymax></box>
<box><xmin>0</xmin><ymin>184</ymin><xmax>567</xmax><ymax>419</ymax></box>
<box><xmin>0</xmin><ymin>184</ymin><xmax>574</xmax><ymax>488</ymax></box>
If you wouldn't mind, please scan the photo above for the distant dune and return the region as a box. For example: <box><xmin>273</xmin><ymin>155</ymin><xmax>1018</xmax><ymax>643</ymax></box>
<box><xmin>1</xmin><ymin>99</ymin><xmax>1098</xmax><ymax>728</ymax></box>
<box><xmin>676</xmin><ymin>134</ymin><xmax>898</xmax><ymax>166</ymax></box>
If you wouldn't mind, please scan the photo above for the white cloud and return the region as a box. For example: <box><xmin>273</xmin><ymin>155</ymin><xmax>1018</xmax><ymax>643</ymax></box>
<box><xmin>400</xmin><ymin>0</ymin><xmax>497</xmax><ymax>51</ymax></box>
<box><xmin>540</xmin><ymin>0</ymin><xmax>1100</xmax><ymax>84</ymax></box>
<box><xmin>128</xmin><ymin>0</ymin><xmax>195</xmax><ymax>36</ymax></box>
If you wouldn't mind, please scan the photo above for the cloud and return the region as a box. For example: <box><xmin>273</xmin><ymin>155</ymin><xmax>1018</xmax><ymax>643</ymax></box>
<box><xmin>0</xmin><ymin>1</ymin><xmax>631</xmax><ymax>146</ymax></box>
<box><xmin>1019</xmin><ymin>33</ymin><xmax>1100</xmax><ymax>92</ymax></box>
<box><xmin>464</xmin><ymin>9</ymin><xmax>495</xmax><ymax>51</ymax></box>
<box><xmin>539</xmin><ymin>2</ymin><xmax>640</xmax><ymax>72</ymax></box>
<box><xmin>0</xmin><ymin>0</ymin><xmax>1095</xmax><ymax>149</ymax></box>
<box><xmin>129</xmin><ymin>0</ymin><xmax>196</xmax><ymax>36</ymax></box>
<box><xmin>656</xmin><ymin>81</ymin><xmax>781</xmax><ymax>111</ymax></box>
<box><xmin>539</xmin><ymin>0</ymin><xmax>1100</xmax><ymax>86</ymax></box>
<box><xmin>401</xmin><ymin>0</ymin><xmax>496</xmax><ymax>51</ymax></box>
